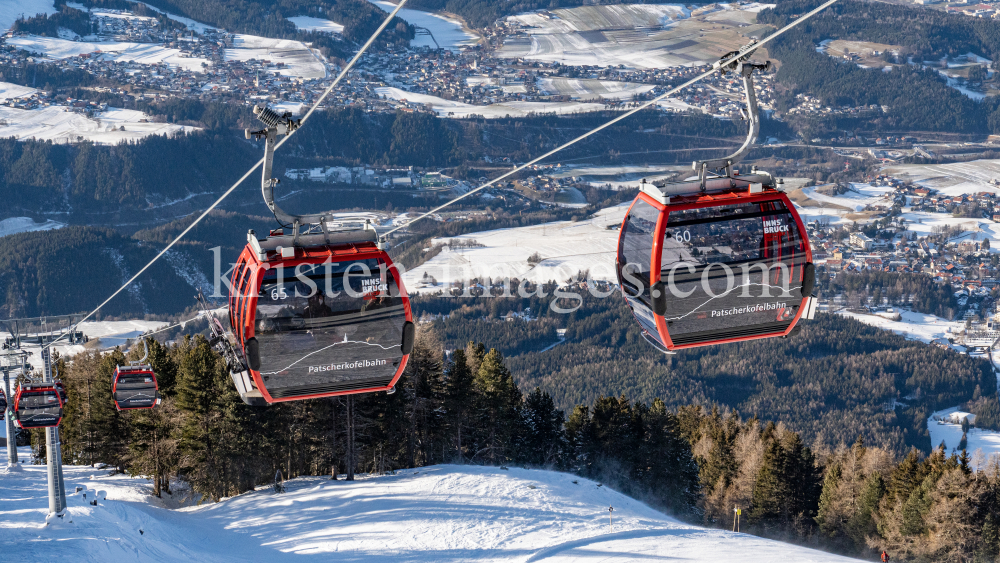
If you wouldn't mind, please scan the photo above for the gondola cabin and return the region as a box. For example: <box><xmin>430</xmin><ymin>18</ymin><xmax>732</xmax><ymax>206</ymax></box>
<box><xmin>617</xmin><ymin>177</ymin><xmax>815</xmax><ymax>352</ymax></box>
<box><xmin>228</xmin><ymin>227</ymin><xmax>414</xmax><ymax>404</ymax></box>
<box><xmin>0</xmin><ymin>388</ymin><xmax>6</xmax><ymax>412</ymax></box>
<box><xmin>13</xmin><ymin>384</ymin><xmax>63</xmax><ymax>429</ymax></box>
<box><xmin>113</xmin><ymin>365</ymin><xmax>161</xmax><ymax>410</ymax></box>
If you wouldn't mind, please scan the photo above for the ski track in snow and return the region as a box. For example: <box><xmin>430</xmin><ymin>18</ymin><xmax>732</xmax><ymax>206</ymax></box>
<box><xmin>0</xmin><ymin>452</ymin><xmax>865</xmax><ymax>562</ymax></box>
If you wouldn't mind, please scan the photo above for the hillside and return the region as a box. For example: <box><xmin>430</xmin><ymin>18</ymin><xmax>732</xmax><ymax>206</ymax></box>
<box><xmin>0</xmin><ymin>447</ymin><xmax>861</xmax><ymax>562</ymax></box>
<box><xmin>419</xmin><ymin>296</ymin><xmax>996</xmax><ymax>455</ymax></box>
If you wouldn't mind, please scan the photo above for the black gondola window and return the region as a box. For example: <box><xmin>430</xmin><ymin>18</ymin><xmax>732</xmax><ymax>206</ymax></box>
<box><xmin>618</xmin><ymin>200</ymin><xmax>659</xmax><ymax>302</ymax></box>
<box><xmin>253</xmin><ymin>259</ymin><xmax>406</xmax><ymax>397</ymax></box>
<box><xmin>660</xmin><ymin>200</ymin><xmax>806</xmax><ymax>342</ymax></box>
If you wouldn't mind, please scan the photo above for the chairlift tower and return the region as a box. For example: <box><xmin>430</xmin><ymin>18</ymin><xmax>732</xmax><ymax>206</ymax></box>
<box><xmin>1</xmin><ymin>315</ymin><xmax>69</xmax><ymax>514</ymax></box>
<box><xmin>41</xmin><ymin>346</ymin><xmax>68</xmax><ymax>516</ymax></box>
<box><xmin>1</xmin><ymin>348</ymin><xmax>29</xmax><ymax>470</ymax></box>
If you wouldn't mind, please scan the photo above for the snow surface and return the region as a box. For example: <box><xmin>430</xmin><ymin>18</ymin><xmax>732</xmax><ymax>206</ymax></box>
<box><xmin>367</xmin><ymin>0</ymin><xmax>479</xmax><ymax>50</ymax></box>
<box><xmin>897</xmin><ymin>212</ymin><xmax>995</xmax><ymax>243</ymax></box>
<box><xmin>377</xmin><ymin>86</ymin><xmax>606</xmax><ymax>118</ymax></box>
<box><xmin>0</xmin><ymin>81</ymin><xmax>39</xmax><ymax>101</ymax></box>
<box><xmin>534</xmin><ymin>77</ymin><xmax>654</xmax><ymax>100</ymax></box>
<box><xmin>0</xmin><ymin>452</ymin><xmax>864</xmax><ymax>562</ymax></box>
<box><xmin>0</xmin><ymin>0</ymin><xmax>57</xmax><ymax>33</ymax></box>
<box><xmin>7</xmin><ymin>35</ymin><xmax>211</xmax><ymax>72</ymax></box>
<box><xmin>404</xmin><ymin>204</ymin><xmax>626</xmax><ymax>292</ymax></box>
<box><xmin>836</xmin><ymin>310</ymin><xmax>963</xmax><ymax>345</ymax></box>
<box><xmin>800</xmin><ymin>183</ymin><xmax>894</xmax><ymax>212</ymax></box>
<box><xmin>287</xmin><ymin>15</ymin><xmax>344</xmax><ymax>35</ymax></box>
<box><xmin>224</xmin><ymin>35</ymin><xmax>326</xmax><ymax>80</ymax></box>
<box><xmin>0</xmin><ymin>105</ymin><xmax>197</xmax><ymax>145</ymax></box>
<box><xmin>0</xmin><ymin>319</ymin><xmax>170</xmax><ymax>373</ymax></box>
<box><xmin>793</xmin><ymin>205</ymin><xmax>853</xmax><ymax>227</ymax></box>
<box><xmin>0</xmin><ymin>216</ymin><xmax>65</xmax><ymax>238</ymax></box>
<box><xmin>928</xmin><ymin>407</ymin><xmax>1000</xmax><ymax>461</ymax></box>
<box><xmin>498</xmin><ymin>3</ymin><xmax>765</xmax><ymax>69</ymax></box>
<box><xmin>883</xmin><ymin>159</ymin><xmax>1000</xmax><ymax>197</ymax></box>
<box><xmin>133</xmin><ymin>1</ymin><xmax>218</xmax><ymax>33</ymax></box>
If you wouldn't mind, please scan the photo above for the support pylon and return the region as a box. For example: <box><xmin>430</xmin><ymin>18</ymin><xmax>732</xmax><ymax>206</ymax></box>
<box><xmin>41</xmin><ymin>348</ymin><xmax>67</xmax><ymax>516</ymax></box>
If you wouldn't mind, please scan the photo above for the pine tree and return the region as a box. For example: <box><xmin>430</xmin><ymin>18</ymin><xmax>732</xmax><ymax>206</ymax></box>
<box><xmin>643</xmin><ymin>398</ymin><xmax>700</xmax><ymax>514</ymax></box>
<box><xmin>443</xmin><ymin>349</ymin><xmax>474</xmax><ymax>463</ymax></box>
<box><xmin>749</xmin><ymin>440</ymin><xmax>786</xmax><ymax>532</ymax></box>
<box><xmin>125</xmin><ymin>399</ymin><xmax>179</xmax><ymax>497</ymax></box>
<box><xmin>900</xmin><ymin>478</ymin><xmax>932</xmax><ymax>537</ymax></box>
<box><xmin>979</xmin><ymin>514</ymin><xmax>1000</xmax><ymax>562</ymax></box>
<box><xmin>402</xmin><ymin>328</ymin><xmax>444</xmax><ymax>467</ymax></box>
<box><xmin>887</xmin><ymin>449</ymin><xmax>923</xmax><ymax>504</ymax></box>
<box><xmin>846</xmin><ymin>472</ymin><xmax>884</xmax><ymax>544</ymax></box>
<box><xmin>472</xmin><ymin>348</ymin><xmax>522</xmax><ymax>465</ymax></box>
<box><xmin>816</xmin><ymin>462</ymin><xmax>842</xmax><ymax>537</ymax></box>
<box><xmin>581</xmin><ymin>396</ymin><xmax>643</xmax><ymax>489</ymax></box>
<box><xmin>147</xmin><ymin>338</ymin><xmax>176</xmax><ymax>395</ymax></box>
<box><xmin>174</xmin><ymin>336</ymin><xmax>230</xmax><ymax>500</ymax></box>
<box><xmin>563</xmin><ymin>404</ymin><xmax>591</xmax><ymax>473</ymax></box>
<box><xmin>88</xmin><ymin>349</ymin><xmax>129</xmax><ymax>472</ymax></box>
<box><xmin>518</xmin><ymin>388</ymin><xmax>565</xmax><ymax>468</ymax></box>
<box><xmin>780</xmin><ymin>432</ymin><xmax>820</xmax><ymax>531</ymax></box>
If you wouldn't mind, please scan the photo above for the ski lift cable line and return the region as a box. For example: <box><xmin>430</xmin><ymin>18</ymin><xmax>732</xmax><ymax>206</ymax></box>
<box><xmin>382</xmin><ymin>0</ymin><xmax>839</xmax><ymax>237</ymax></box>
<box><xmin>34</xmin><ymin>0</ymin><xmax>413</xmax><ymax>353</ymax></box>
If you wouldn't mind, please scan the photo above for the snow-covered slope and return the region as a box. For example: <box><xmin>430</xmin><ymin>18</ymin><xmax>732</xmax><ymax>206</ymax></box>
<box><xmin>367</xmin><ymin>0</ymin><xmax>479</xmax><ymax>50</ymax></box>
<box><xmin>7</xmin><ymin>36</ymin><xmax>211</xmax><ymax>72</ymax></box>
<box><xmin>0</xmin><ymin>105</ymin><xmax>198</xmax><ymax>145</ymax></box>
<box><xmin>0</xmin><ymin>216</ymin><xmax>65</xmax><ymax>238</ymax></box>
<box><xmin>837</xmin><ymin>309</ymin><xmax>963</xmax><ymax>345</ymax></box>
<box><xmin>0</xmin><ymin>449</ymin><xmax>861</xmax><ymax>562</ymax></box>
<box><xmin>403</xmin><ymin>204</ymin><xmax>626</xmax><ymax>292</ymax></box>
<box><xmin>928</xmin><ymin>407</ymin><xmax>1000</xmax><ymax>461</ymax></box>
<box><xmin>0</xmin><ymin>0</ymin><xmax>57</xmax><ymax>33</ymax></box>
<box><xmin>376</xmin><ymin>86</ymin><xmax>607</xmax><ymax>118</ymax></box>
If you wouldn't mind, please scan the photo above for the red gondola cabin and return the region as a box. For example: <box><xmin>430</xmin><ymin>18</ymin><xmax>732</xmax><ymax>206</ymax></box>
<box><xmin>617</xmin><ymin>178</ymin><xmax>815</xmax><ymax>352</ymax></box>
<box><xmin>228</xmin><ymin>228</ymin><xmax>414</xmax><ymax>404</ymax></box>
<box><xmin>113</xmin><ymin>365</ymin><xmax>161</xmax><ymax>411</ymax></box>
<box><xmin>13</xmin><ymin>384</ymin><xmax>63</xmax><ymax>429</ymax></box>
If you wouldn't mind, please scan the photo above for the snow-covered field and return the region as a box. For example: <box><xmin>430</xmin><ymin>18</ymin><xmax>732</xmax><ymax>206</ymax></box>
<box><xmin>884</xmin><ymin>159</ymin><xmax>1000</xmax><ymax>197</ymax></box>
<box><xmin>404</xmin><ymin>204</ymin><xmax>626</xmax><ymax>292</ymax></box>
<box><xmin>0</xmin><ymin>216</ymin><xmax>65</xmax><ymax>238</ymax></box>
<box><xmin>801</xmin><ymin>183</ymin><xmax>894</xmax><ymax>212</ymax></box>
<box><xmin>928</xmin><ymin>407</ymin><xmax>1000</xmax><ymax>462</ymax></box>
<box><xmin>368</xmin><ymin>0</ymin><xmax>479</xmax><ymax>50</ymax></box>
<box><xmin>836</xmin><ymin>309</ymin><xmax>963</xmax><ymax>345</ymax></box>
<box><xmin>7</xmin><ymin>35</ymin><xmax>211</xmax><ymax>72</ymax></box>
<box><xmin>0</xmin><ymin>448</ymin><xmax>863</xmax><ymax>562</ymax></box>
<box><xmin>535</xmin><ymin>77</ymin><xmax>654</xmax><ymax>100</ymax></box>
<box><xmin>0</xmin><ymin>81</ymin><xmax>39</xmax><ymax>101</ymax></box>
<box><xmin>793</xmin><ymin>205</ymin><xmax>854</xmax><ymax>227</ymax></box>
<box><xmin>0</xmin><ymin>0</ymin><xmax>57</xmax><ymax>33</ymax></box>
<box><xmin>376</xmin><ymin>86</ymin><xmax>606</xmax><ymax>118</ymax></box>
<box><xmin>132</xmin><ymin>1</ymin><xmax>217</xmax><ymax>33</ymax></box>
<box><xmin>288</xmin><ymin>15</ymin><xmax>344</xmax><ymax>35</ymax></box>
<box><xmin>0</xmin><ymin>105</ymin><xmax>197</xmax><ymax>145</ymax></box>
<box><xmin>897</xmin><ymin>211</ymin><xmax>997</xmax><ymax>242</ymax></box>
<box><xmin>498</xmin><ymin>3</ymin><xmax>771</xmax><ymax>69</ymax></box>
<box><xmin>224</xmin><ymin>35</ymin><xmax>326</xmax><ymax>80</ymax></box>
